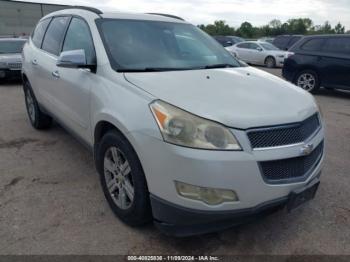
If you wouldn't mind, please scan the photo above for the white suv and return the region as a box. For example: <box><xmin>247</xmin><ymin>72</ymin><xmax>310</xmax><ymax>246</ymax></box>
<box><xmin>22</xmin><ymin>7</ymin><xmax>325</xmax><ymax>236</ymax></box>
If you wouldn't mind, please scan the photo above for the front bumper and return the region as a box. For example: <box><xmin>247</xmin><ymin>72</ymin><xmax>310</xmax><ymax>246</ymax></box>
<box><xmin>276</xmin><ymin>57</ymin><xmax>285</xmax><ymax>67</ymax></box>
<box><xmin>152</xmin><ymin>175</ymin><xmax>320</xmax><ymax>236</ymax></box>
<box><xmin>130</xmin><ymin>120</ymin><xmax>324</xmax><ymax>235</ymax></box>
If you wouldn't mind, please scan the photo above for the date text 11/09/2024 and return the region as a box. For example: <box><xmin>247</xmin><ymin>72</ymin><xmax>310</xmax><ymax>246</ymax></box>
<box><xmin>127</xmin><ymin>256</ymin><xmax>220</xmax><ymax>261</ymax></box>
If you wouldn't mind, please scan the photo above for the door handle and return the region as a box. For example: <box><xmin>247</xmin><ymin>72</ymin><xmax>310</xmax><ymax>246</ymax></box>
<box><xmin>32</xmin><ymin>59</ymin><xmax>38</xmax><ymax>65</ymax></box>
<box><xmin>52</xmin><ymin>70</ymin><xmax>60</xmax><ymax>79</ymax></box>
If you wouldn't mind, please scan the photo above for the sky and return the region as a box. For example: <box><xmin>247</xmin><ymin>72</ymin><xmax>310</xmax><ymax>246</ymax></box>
<box><xmin>21</xmin><ymin>0</ymin><xmax>350</xmax><ymax>30</ymax></box>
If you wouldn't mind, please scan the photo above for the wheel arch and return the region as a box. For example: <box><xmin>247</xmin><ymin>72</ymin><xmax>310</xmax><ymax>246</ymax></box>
<box><xmin>93</xmin><ymin>116</ymin><xmax>138</xmax><ymax>159</ymax></box>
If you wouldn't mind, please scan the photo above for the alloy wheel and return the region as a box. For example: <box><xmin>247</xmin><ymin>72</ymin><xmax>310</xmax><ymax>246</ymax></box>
<box><xmin>103</xmin><ymin>146</ymin><xmax>134</xmax><ymax>210</ymax></box>
<box><xmin>297</xmin><ymin>73</ymin><xmax>316</xmax><ymax>91</ymax></box>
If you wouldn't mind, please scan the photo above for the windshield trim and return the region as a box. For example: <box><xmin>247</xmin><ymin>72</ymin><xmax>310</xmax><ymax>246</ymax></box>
<box><xmin>95</xmin><ymin>18</ymin><xmax>241</xmax><ymax>73</ymax></box>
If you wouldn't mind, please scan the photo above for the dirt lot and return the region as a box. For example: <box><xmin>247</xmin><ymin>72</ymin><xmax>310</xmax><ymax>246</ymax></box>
<box><xmin>0</xmin><ymin>68</ymin><xmax>349</xmax><ymax>255</ymax></box>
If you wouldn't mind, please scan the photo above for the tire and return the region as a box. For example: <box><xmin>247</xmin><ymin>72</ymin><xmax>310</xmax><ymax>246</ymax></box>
<box><xmin>265</xmin><ymin>56</ymin><xmax>276</xmax><ymax>68</ymax></box>
<box><xmin>23</xmin><ymin>81</ymin><xmax>52</xmax><ymax>129</ymax></box>
<box><xmin>96</xmin><ymin>130</ymin><xmax>152</xmax><ymax>226</ymax></box>
<box><xmin>294</xmin><ymin>70</ymin><xmax>320</xmax><ymax>93</ymax></box>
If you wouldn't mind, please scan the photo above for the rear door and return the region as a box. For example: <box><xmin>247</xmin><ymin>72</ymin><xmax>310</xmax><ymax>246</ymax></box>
<box><xmin>37</xmin><ymin>16</ymin><xmax>71</xmax><ymax>110</ymax></box>
<box><xmin>53</xmin><ymin>17</ymin><xmax>97</xmax><ymax>142</ymax></box>
<box><xmin>320</xmin><ymin>37</ymin><xmax>350</xmax><ymax>89</ymax></box>
<box><xmin>25</xmin><ymin>18</ymin><xmax>51</xmax><ymax>103</ymax></box>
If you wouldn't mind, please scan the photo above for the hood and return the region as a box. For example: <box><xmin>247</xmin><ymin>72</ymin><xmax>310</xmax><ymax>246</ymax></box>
<box><xmin>124</xmin><ymin>67</ymin><xmax>317</xmax><ymax>129</ymax></box>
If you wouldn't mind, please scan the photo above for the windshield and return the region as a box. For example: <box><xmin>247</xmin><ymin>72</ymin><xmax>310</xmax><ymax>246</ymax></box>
<box><xmin>0</xmin><ymin>40</ymin><xmax>26</xmax><ymax>54</ymax></box>
<box><xmin>260</xmin><ymin>43</ymin><xmax>280</xmax><ymax>51</ymax></box>
<box><xmin>97</xmin><ymin>19</ymin><xmax>241</xmax><ymax>72</ymax></box>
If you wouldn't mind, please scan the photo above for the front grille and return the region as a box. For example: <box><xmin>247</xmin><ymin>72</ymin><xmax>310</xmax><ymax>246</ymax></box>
<box><xmin>8</xmin><ymin>62</ymin><xmax>22</xmax><ymax>69</ymax></box>
<box><xmin>247</xmin><ymin>114</ymin><xmax>320</xmax><ymax>149</ymax></box>
<box><xmin>259</xmin><ymin>141</ymin><xmax>323</xmax><ymax>183</ymax></box>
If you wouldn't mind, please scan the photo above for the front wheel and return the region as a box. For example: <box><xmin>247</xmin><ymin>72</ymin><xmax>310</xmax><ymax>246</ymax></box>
<box><xmin>265</xmin><ymin>56</ymin><xmax>276</xmax><ymax>68</ymax></box>
<box><xmin>96</xmin><ymin>130</ymin><xmax>152</xmax><ymax>226</ymax></box>
<box><xmin>294</xmin><ymin>70</ymin><xmax>320</xmax><ymax>93</ymax></box>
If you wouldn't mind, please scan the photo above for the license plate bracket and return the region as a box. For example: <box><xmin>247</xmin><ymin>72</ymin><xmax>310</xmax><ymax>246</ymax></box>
<box><xmin>287</xmin><ymin>178</ymin><xmax>320</xmax><ymax>212</ymax></box>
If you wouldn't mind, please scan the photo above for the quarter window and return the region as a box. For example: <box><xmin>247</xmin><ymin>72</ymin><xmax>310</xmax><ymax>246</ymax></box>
<box><xmin>62</xmin><ymin>18</ymin><xmax>96</xmax><ymax>64</ymax></box>
<box><xmin>42</xmin><ymin>16</ymin><xmax>70</xmax><ymax>56</ymax></box>
<box><xmin>323</xmin><ymin>37</ymin><xmax>350</xmax><ymax>55</ymax></box>
<box><xmin>32</xmin><ymin>18</ymin><xmax>51</xmax><ymax>48</ymax></box>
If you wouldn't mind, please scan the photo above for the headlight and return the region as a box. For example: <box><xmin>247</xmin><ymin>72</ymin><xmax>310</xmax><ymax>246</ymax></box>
<box><xmin>0</xmin><ymin>62</ymin><xmax>7</xmax><ymax>68</ymax></box>
<box><xmin>150</xmin><ymin>100</ymin><xmax>241</xmax><ymax>150</ymax></box>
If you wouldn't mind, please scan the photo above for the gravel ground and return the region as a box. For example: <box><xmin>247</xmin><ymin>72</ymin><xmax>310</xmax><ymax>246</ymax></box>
<box><xmin>0</xmin><ymin>68</ymin><xmax>349</xmax><ymax>255</ymax></box>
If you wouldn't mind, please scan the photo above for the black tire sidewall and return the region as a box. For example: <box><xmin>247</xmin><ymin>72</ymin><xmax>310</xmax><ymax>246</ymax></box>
<box><xmin>96</xmin><ymin>130</ymin><xmax>152</xmax><ymax>226</ymax></box>
<box><xmin>24</xmin><ymin>82</ymin><xmax>40</xmax><ymax>128</ymax></box>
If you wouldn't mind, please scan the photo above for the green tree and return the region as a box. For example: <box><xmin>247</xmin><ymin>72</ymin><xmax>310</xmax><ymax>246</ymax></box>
<box><xmin>238</xmin><ymin>22</ymin><xmax>254</xmax><ymax>38</ymax></box>
<box><xmin>198</xmin><ymin>20</ymin><xmax>235</xmax><ymax>36</ymax></box>
<box><xmin>334</xmin><ymin>22</ymin><xmax>345</xmax><ymax>34</ymax></box>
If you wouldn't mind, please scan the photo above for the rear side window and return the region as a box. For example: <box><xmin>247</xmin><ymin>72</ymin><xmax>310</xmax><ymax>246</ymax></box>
<box><xmin>301</xmin><ymin>38</ymin><xmax>324</xmax><ymax>51</ymax></box>
<box><xmin>42</xmin><ymin>16</ymin><xmax>70</xmax><ymax>56</ymax></box>
<box><xmin>323</xmin><ymin>37</ymin><xmax>350</xmax><ymax>55</ymax></box>
<box><xmin>32</xmin><ymin>18</ymin><xmax>51</xmax><ymax>48</ymax></box>
<box><xmin>62</xmin><ymin>18</ymin><xmax>96</xmax><ymax>64</ymax></box>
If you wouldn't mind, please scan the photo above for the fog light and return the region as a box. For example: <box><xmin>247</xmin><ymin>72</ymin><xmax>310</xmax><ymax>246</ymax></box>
<box><xmin>175</xmin><ymin>181</ymin><xmax>238</xmax><ymax>205</ymax></box>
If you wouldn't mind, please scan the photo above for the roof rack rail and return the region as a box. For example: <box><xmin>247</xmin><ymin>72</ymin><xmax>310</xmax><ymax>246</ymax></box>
<box><xmin>67</xmin><ymin>6</ymin><xmax>103</xmax><ymax>15</ymax></box>
<box><xmin>147</xmin><ymin>13</ymin><xmax>185</xmax><ymax>21</ymax></box>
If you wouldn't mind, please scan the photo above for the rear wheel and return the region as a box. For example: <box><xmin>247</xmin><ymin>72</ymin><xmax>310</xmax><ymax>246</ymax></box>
<box><xmin>96</xmin><ymin>130</ymin><xmax>152</xmax><ymax>226</ymax></box>
<box><xmin>23</xmin><ymin>81</ymin><xmax>52</xmax><ymax>129</ymax></box>
<box><xmin>294</xmin><ymin>70</ymin><xmax>320</xmax><ymax>93</ymax></box>
<box><xmin>265</xmin><ymin>56</ymin><xmax>276</xmax><ymax>68</ymax></box>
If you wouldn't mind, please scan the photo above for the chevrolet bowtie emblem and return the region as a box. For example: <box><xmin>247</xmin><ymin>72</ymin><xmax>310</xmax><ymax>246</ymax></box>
<box><xmin>300</xmin><ymin>143</ymin><xmax>314</xmax><ymax>156</ymax></box>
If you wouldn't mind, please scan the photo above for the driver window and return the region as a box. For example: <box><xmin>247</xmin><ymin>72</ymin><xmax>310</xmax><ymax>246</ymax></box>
<box><xmin>62</xmin><ymin>18</ymin><xmax>96</xmax><ymax>65</ymax></box>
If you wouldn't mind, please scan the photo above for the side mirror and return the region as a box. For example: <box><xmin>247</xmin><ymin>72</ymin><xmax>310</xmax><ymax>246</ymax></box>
<box><xmin>256</xmin><ymin>47</ymin><xmax>263</xmax><ymax>51</ymax></box>
<box><xmin>57</xmin><ymin>49</ymin><xmax>87</xmax><ymax>68</ymax></box>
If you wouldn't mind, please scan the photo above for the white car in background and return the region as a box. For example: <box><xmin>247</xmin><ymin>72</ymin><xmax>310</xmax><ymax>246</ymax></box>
<box><xmin>0</xmin><ymin>38</ymin><xmax>26</xmax><ymax>80</ymax></box>
<box><xmin>226</xmin><ymin>41</ymin><xmax>288</xmax><ymax>68</ymax></box>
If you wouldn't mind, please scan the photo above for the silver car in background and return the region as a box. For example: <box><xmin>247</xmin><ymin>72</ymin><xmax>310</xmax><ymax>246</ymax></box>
<box><xmin>226</xmin><ymin>41</ymin><xmax>288</xmax><ymax>68</ymax></box>
<box><xmin>0</xmin><ymin>38</ymin><xmax>26</xmax><ymax>80</ymax></box>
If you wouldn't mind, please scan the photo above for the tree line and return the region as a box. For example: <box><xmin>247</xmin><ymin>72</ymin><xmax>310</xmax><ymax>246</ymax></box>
<box><xmin>198</xmin><ymin>18</ymin><xmax>348</xmax><ymax>38</ymax></box>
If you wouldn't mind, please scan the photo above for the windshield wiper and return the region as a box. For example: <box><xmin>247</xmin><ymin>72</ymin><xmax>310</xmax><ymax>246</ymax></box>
<box><xmin>118</xmin><ymin>67</ymin><xmax>194</xmax><ymax>72</ymax></box>
<box><xmin>203</xmin><ymin>63</ymin><xmax>236</xmax><ymax>69</ymax></box>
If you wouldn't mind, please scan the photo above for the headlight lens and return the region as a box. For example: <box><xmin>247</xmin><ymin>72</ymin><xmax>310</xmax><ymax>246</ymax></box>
<box><xmin>150</xmin><ymin>100</ymin><xmax>241</xmax><ymax>150</ymax></box>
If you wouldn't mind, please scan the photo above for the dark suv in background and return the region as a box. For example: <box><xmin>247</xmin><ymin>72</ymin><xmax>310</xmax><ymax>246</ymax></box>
<box><xmin>283</xmin><ymin>35</ymin><xmax>350</xmax><ymax>93</ymax></box>
<box><xmin>213</xmin><ymin>35</ymin><xmax>244</xmax><ymax>47</ymax></box>
<box><xmin>273</xmin><ymin>35</ymin><xmax>303</xmax><ymax>50</ymax></box>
